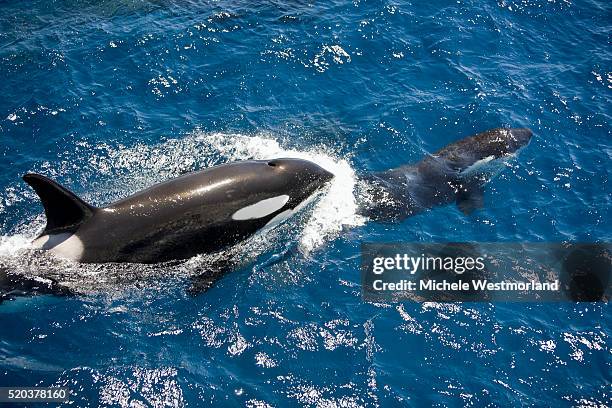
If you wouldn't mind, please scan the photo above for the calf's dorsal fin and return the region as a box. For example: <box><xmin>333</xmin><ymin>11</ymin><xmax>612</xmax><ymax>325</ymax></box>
<box><xmin>23</xmin><ymin>173</ymin><xmax>96</xmax><ymax>234</ymax></box>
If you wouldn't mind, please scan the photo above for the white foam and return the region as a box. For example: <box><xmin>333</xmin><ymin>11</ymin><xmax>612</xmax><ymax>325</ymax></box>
<box><xmin>0</xmin><ymin>234</ymin><xmax>33</xmax><ymax>257</ymax></box>
<box><xmin>0</xmin><ymin>132</ymin><xmax>363</xmax><ymax>263</ymax></box>
<box><xmin>197</xmin><ymin>132</ymin><xmax>365</xmax><ymax>252</ymax></box>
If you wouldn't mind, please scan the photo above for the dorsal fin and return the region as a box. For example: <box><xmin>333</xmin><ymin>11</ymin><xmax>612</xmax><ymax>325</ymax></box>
<box><xmin>22</xmin><ymin>173</ymin><xmax>96</xmax><ymax>234</ymax></box>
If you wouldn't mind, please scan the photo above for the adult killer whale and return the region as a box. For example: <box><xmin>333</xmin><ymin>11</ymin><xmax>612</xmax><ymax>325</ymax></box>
<box><xmin>356</xmin><ymin>127</ymin><xmax>532</xmax><ymax>221</ymax></box>
<box><xmin>23</xmin><ymin>158</ymin><xmax>334</xmax><ymax>263</ymax></box>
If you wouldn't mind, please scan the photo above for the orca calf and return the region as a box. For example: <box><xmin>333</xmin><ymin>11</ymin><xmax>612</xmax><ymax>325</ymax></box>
<box><xmin>24</xmin><ymin>158</ymin><xmax>334</xmax><ymax>263</ymax></box>
<box><xmin>356</xmin><ymin>128</ymin><xmax>532</xmax><ymax>221</ymax></box>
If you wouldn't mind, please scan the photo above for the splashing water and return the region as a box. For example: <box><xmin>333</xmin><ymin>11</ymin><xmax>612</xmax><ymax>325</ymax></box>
<box><xmin>0</xmin><ymin>132</ymin><xmax>365</xmax><ymax>289</ymax></box>
<box><xmin>196</xmin><ymin>132</ymin><xmax>365</xmax><ymax>252</ymax></box>
<box><xmin>1</xmin><ymin>0</ymin><xmax>610</xmax><ymax>404</ymax></box>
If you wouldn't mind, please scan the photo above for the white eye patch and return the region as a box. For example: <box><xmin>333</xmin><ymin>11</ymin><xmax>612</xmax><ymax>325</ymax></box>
<box><xmin>232</xmin><ymin>195</ymin><xmax>290</xmax><ymax>220</ymax></box>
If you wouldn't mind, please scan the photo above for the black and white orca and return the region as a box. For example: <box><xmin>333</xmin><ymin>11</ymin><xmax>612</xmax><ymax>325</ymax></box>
<box><xmin>24</xmin><ymin>158</ymin><xmax>334</xmax><ymax>263</ymax></box>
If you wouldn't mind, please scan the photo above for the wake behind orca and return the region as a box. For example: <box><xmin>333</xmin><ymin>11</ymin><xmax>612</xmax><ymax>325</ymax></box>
<box><xmin>1</xmin><ymin>127</ymin><xmax>532</xmax><ymax>302</ymax></box>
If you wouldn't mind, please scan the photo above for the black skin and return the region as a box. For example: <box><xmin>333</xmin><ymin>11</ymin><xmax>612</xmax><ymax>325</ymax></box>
<box><xmin>30</xmin><ymin>158</ymin><xmax>334</xmax><ymax>263</ymax></box>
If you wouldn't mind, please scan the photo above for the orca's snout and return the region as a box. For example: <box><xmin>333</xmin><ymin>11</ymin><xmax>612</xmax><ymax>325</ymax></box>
<box><xmin>306</xmin><ymin>162</ymin><xmax>334</xmax><ymax>186</ymax></box>
<box><xmin>267</xmin><ymin>158</ymin><xmax>334</xmax><ymax>185</ymax></box>
<box><xmin>315</xmin><ymin>165</ymin><xmax>334</xmax><ymax>184</ymax></box>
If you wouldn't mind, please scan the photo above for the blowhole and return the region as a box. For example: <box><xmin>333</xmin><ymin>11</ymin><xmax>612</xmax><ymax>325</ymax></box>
<box><xmin>267</xmin><ymin>161</ymin><xmax>277</xmax><ymax>167</ymax></box>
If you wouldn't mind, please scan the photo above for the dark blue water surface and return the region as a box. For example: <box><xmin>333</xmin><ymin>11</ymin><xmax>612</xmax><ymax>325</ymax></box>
<box><xmin>0</xmin><ymin>0</ymin><xmax>610</xmax><ymax>406</ymax></box>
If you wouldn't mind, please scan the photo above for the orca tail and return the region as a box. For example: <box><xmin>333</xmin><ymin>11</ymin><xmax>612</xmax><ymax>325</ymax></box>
<box><xmin>23</xmin><ymin>173</ymin><xmax>96</xmax><ymax>235</ymax></box>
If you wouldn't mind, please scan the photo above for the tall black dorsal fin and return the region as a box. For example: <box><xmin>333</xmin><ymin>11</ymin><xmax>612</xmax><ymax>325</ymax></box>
<box><xmin>23</xmin><ymin>173</ymin><xmax>96</xmax><ymax>234</ymax></box>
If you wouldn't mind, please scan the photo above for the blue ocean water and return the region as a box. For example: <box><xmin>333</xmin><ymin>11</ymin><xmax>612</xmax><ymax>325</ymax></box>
<box><xmin>0</xmin><ymin>0</ymin><xmax>610</xmax><ymax>406</ymax></box>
